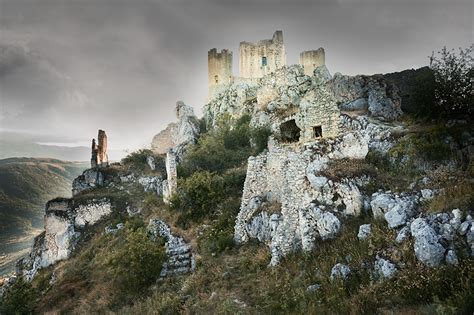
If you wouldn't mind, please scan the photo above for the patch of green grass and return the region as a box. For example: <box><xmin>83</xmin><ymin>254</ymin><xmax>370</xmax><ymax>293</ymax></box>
<box><xmin>35</xmin><ymin>219</ymin><xmax>165</xmax><ymax>313</ymax></box>
<box><xmin>0</xmin><ymin>277</ymin><xmax>38</xmax><ymax>315</ymax></box>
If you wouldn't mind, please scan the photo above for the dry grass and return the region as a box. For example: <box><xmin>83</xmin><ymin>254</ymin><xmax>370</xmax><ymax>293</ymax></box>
<box><xmin>321</xmin><ymin>158</ymin><xmax>377</xmax><ymax>181</ymax></box>
<box><xmin>425</xmin><ymin>179</ymin><xmax>474</xmax><ymax>214</ymax></box>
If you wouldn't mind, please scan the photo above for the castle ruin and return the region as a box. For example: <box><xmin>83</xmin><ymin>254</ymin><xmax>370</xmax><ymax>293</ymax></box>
<box><xmin>91</xmin><ymin>129</ymin><xmax>108</xmax><ymax>168</ymax></box>
<box><xmin>208</xmin><ymin>30</ymin><xmax>325</xmax><ymax>98</ymax></box>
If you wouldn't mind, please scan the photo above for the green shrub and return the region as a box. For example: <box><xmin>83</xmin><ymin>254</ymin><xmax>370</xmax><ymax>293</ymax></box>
<box><xmin>121</xmin><ymin>149</ymin><xmax>165</xmax><ymax>174</ymax></box>
<box><xmin>430</xmin><ymin>45</ymin><xmax>473</xmax><ymax>119</ymax></box>
<box><xmin>178</xmin><ymin>114</ymin><xmax>270</xmax><ymax>176</ymax></box>
<box><xmin>198</xmin><ymin>197</ymin><xmax>241</xmax><ymax>254</ymax></box>
<box><xmin>103</xmin><ymin>222</ymin><xmax>166</xmax><ymax>297</ymax></box>
<box><xmin>0</xmin><ymin>277</ymin><xmax>38</xmax><ymax>315</ymax></box>
<box><xmin>171</xmin><ymin>171</ymin><xmax>225</xmax><ymax>227</ymax></box>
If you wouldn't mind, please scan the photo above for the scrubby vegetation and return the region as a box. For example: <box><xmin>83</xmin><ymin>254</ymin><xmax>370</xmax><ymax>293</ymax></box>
<box><xmin>2</xmin><ymin>50</ymin><xmax>474</xmax><ymax>313</ymax></box>
<box><xmin>121</xmin><ymin>149</ymin><xmax>166</xmax><ymax>175</ymax></box>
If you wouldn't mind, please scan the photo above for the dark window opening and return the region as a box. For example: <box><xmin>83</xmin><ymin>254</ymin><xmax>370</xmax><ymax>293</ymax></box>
<box><xmin>262</xmin><ymin>56</ymin><xmax>267</xmax><ymax>66</ymax></box>
<box><xmin>280</xmin><ymin>119</ymin><xmax>301</xmax><ymax>142</ymax></box>
<box><xmin>214</xmin><ymin>75</ymin><xmax>219</xmax><ymax>84</ymax></box>
<box><xmin>313</xmin><ymin>126</ymin><xmax>322</xmax><ymax>138</ymax></box>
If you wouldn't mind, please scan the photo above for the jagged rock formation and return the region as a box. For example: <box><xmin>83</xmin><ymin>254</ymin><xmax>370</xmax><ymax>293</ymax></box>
<box><xmin>329</xmin><ymin>73</ymin><xmax>402</xmax><ymax>121</ymax></box>
<box><xmin>234</xmin><ymin>115</ymin><xmax>394</xmax><ymax>265</ymax></box>
<box><xmin>151</xmin><ymin>101</ymin><xmax>200</xmax><ymax>159</ymax></box>
<box><xmin>204</xmin><ymin>82</ymin><xmax>258</xmax><ymax>127</ymax></box>
<box><xmin>17</xmin><ymin>198</ymin><xmax>112</xmax><ymax>280</ymax></box>
<box><xmin>147</xmin><ymin>219</ymin><xmax>195</xmax><ymax>277</ymax></box>
<box><xmin>91</xmin><ymin>130</ymin><xmax>108</xmax><ymax>168</ymax></box>
<box><xmin>72</xmin><ymin>168</ymin><xmax>106</xmax><ymax>196</ymax></box>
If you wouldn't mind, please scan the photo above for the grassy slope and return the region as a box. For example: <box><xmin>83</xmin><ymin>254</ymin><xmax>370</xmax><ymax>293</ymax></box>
<box><xmin>0</xmin><ymin>158</ymin><xmax>87</xmax><ymax>237</ymax></box>
<box><xmin>4</xmin><ymin>118</ymin><xmax>473</xmax><ymax>314</ymax></box>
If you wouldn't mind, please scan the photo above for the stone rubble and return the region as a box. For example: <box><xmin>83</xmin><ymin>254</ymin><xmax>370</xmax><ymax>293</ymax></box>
<box><xmin>357</xmin><ymin>224</ymin><xmax>372</xmax><ymax>241</ymax></box>
<box><xmin>330</xmin><ymin>263</ymin><xmax>351</xmax><ymax>281</ymax></box>
<box><xmin>374</xmin><ymin>257</ymin><xmax>397</xmax><ymax>279</ymax></box>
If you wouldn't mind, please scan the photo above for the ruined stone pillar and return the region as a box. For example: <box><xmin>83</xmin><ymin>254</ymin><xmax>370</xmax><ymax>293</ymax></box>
<box><xmin>97</xmin><ymin>130</ymin><xmax>108</xmax><ymax>167</ymax></box>
<box><xmin>91</xmin><ymin>138</ymin><xmax>98</xmax><ymax>168</ymax></box>
<box><xmin>163</xmin><ymin>149</ymin><xmax>178</xmax><ymax>204</ymax></box>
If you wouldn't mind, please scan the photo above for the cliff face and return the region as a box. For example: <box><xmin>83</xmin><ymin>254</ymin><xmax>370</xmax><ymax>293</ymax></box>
<box><xmin>17</xmin><ymin>197</ymin><xmax>112</xmax><ymax>280</ymax></box>
<box><xmin>151</xmin><ymin>101</ymin><xmax>200</xmax><ymax>159</ymax></box>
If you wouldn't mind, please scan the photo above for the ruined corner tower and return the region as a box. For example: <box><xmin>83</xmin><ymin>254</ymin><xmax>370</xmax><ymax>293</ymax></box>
<box><xmin>91</xmin><ymin>129</ymin><xmax>108</xmax><ymax>168</ymax></box>
<box><xmin>208</xmin><ymin>48</ymin><xmax>233</xmax><ymax>98</ymax></box>
<box><xmin>299</xmin><ymin>48</ymin><xmax>325</xmax><ymax>76</ymax></box>
<box><xmin>239</xmin><ymin>30</ymin><xmax>287</xmax><ymax>79</ymax></box>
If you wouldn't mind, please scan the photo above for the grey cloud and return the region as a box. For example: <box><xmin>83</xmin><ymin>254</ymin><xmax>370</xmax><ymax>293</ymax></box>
<box><xmin>0</xmin><ymin>0</ymin><xmax>472</xmax><ymax>153</ymax></box>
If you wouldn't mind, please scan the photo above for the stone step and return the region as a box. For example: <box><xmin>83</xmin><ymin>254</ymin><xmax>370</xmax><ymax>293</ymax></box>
<box><xmin>168</xmin><ymin>259</ymin><xmax>192</xmax><ymax>268</ymax></box>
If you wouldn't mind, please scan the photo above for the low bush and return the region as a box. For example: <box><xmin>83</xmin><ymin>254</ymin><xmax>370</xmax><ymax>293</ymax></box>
<box><xmin>0</xmin><ymin>277</ymin><xmax>38</xmax><ymax>315</ymax></box>
<box><xmin>103</xmin><ymin>222</ymin><xmax>166</xmax><ymax>296</ymax></box>
<box><xmin>121</xmin><ymin>149</ymin><xmax>165</xmax><ymax>174</ymax></box>
<box><xmin>178</xmin><ymin>114</ymin><xmax>270</xmax><ymax>176</ymax></box>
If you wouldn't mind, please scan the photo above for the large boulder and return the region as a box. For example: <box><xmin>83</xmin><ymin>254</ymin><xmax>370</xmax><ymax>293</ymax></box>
<box><xmin>330</xmin><ymin>263</ymin><xmax>351</xmax><ymax>281</ymax></box>
<box><xmin>374</xmin><ymin>257</ymin><xmax>397</xmax><ymax>279</ymax></box>
<box><xmin>371</xmin><ymin>192</ymin><xmax>419</xmax><ymax>228</ymax></box>
<box><xmin>410</xmin><ymin>218</ymin><xmax>446</xmax><ymax>267</ymax></box>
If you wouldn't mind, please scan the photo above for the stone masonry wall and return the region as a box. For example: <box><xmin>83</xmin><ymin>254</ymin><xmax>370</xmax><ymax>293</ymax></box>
<box><xmin>208</xmin><ymin>48</ymin><xmax>233</xmax><ymax>98</ymax></box>
<box><xmin>299</xmin><ymin>48</ymin><xmax>325</xmax><ymax>76</ymax></box>
<box><xmin>234</xmin><ymin>115</ymin><xmax>394</xmax><ymax>265</ymax></box>
<box><xmin>239</xmin><ymin>31</ymin><xmax>286</xmax><ymax>79</ymax></box>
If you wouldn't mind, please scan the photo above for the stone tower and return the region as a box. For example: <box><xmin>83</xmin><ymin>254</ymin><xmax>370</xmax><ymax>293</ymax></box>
<box><xmin>239</xmin><ymin>30</ymin><xmax>287</xmax><ymax>79</ymax></box>
<box><xmin>91</xmin><ymin>129</ymin><xmax>108</xmax><ymax>168</ymax></box>
<box><xmin>208</xmin><ymin>48</ymin><xmax>233</xmax><ymax>98</ymax></box>
<box><xmin>299</xmin><ymin>48</ymin><xmax>325</xmax><ymax>76</ymax></box>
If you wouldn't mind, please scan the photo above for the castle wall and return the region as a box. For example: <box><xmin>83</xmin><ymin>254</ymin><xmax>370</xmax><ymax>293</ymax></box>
<box><xmin>208</xmin><ymin>48</ymin><xmax>233</xmax><ymax>98</ymax></box>
<box><xmin>299</xmin><ymin>48</ymin><xmax>325</xmax><ymax>76</ymax></box>
<box><xmin>239</xmin><ymin>31</ymin><xmax>287</xmax><ymax>79</ymax></box>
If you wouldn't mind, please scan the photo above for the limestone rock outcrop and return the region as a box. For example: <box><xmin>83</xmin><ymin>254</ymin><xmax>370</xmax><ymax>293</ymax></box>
<box><xmin>151</xmin><ymin>101</ymin><xmax>200</xmax><ymax>159</ymax></box>
<box><xmin>234</xmin><ymin>115</ymin><xmax>394</xmax><ymax>265</ymax></box>
<box><xmin>147</xmin><ymin>219</ymin><xmax>195</xmax><ymax>277</ymax></box>
<box><xmin>370</xmin><ymin>191</ymin><xmax>420</xmax><ymax>228</ymax></box>
<box><xmin>72</xmin><ymin>168</ymin><xmax>106</xmax><ymax>196</ymax></box>
<box><xmin>329</xmin><ymin>73</ymin><xmax>402</xmax><ymax>121</ymax></box>
<box><xmin>17</xmin><ymin>198</ymin><xmax>113</xmax><ymax>280</ymax></box>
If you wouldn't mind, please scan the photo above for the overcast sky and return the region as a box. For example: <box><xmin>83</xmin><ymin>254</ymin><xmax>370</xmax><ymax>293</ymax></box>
<box><xmin>0</xmin><ymin>0</ymin><xmax>472</xmax><ymax>152</ymax></box>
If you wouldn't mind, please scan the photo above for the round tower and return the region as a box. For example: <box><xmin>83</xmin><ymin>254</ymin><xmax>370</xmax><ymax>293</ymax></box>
<box><xmin>299</xmin><ymin>48</ymin><xmax>325</xmax><ymax>76</ymax></box>
<box><xmin>208</xmin><ymin>48</ymin><xmax>233</xmax><ymax>98</ymax></box>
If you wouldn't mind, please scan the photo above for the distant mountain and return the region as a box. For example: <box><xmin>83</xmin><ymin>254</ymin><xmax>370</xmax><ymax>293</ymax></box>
<box><xmin>0</xmin><ymin>157</ymin><xmax>87</xmax><ymax>275</ymax></box>
<box><xmin>0</xmin><ymin>157</ymin><xmax>87</xmax><ymax>237</ymax></box>
<box><xmin>0</xmin><ymin>131</ymin><xmax>126</xmax><ymax>161</ymax></box>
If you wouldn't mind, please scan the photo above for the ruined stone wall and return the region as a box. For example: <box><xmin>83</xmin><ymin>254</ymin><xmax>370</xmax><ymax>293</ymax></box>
<box><xmin>91</xmin><ymin>130</ymin><xmax>108</xmax><ymax>168</ymax></box>
<box><xmin>208</xmin><ymin>48</ymin><xmax>233</xmax><ymax>98</ymax></box>
<box><xmin>239</xmin><ymin>31</ymin><xmax>286</xmax><ymax>79</ymax></box>
<box><xmin>235</xmin><ymin>116</ymin><xmax>395</xmax><ymax>265</ymax></box>
<box><xmin>299</xmin><ymin>48</ymin><xmax>325</xmax><ymax>76</ymax></box>
<box><xmin>97</xmin><ymin>130</ymin><xmax>108</xmax><ymax>166</ymax></box>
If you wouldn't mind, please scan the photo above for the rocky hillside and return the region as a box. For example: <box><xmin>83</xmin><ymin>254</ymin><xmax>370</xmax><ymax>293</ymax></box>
<box><xmin>1</xmin><ymin>64</ymin><xmax>472</xmax><ymax>314</ymax></box>
<box><xmin>0</xmin><ymin>158</ymin><xmax>87</xmax><ymax>276</ymax></box>
<box><xmin>0</xmin><ymin>158</ymin><xmax>87</xmax><ymax>237</ymax></box>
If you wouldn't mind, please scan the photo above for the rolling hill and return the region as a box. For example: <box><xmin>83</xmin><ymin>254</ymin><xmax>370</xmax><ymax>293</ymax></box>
<box><xmin>0</xmin><ymin>158</ymin><xmax>87</xmax><ymax>275</ymax></box>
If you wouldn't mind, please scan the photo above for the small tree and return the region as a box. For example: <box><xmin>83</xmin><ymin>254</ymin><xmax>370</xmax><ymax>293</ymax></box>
<box><xmin>430</xmin><ymin>45</ymin><xmax>473</xmax><ymax>118</ymax></box>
